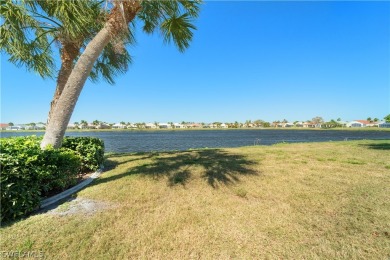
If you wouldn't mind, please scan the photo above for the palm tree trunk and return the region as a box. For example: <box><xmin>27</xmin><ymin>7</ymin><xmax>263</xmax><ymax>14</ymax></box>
<box><xmin>41</xmin><ymin>27</ymin><xmax>113</xmax><ymax>148</ymax></box>
<box><xmin>47</xmin><ymin>43</ymin><xmax>80</xmax><ymax>125</ymax></box>
<box><xmin>41</xmin><ymin>1</ymin><xmax>141</xmax><ymax>149</ymax></box>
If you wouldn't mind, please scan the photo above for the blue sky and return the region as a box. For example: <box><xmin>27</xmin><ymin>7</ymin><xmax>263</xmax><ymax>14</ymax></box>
<box><xmin>1</xmin><ymin>1</ymin><xmax>389</xmax><ymax>124</ymax></box>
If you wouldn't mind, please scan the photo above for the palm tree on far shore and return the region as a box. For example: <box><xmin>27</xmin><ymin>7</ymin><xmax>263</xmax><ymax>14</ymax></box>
<box><xmin>384</xmin><ymin>114</ymin><xmax>390</xmax><ymax>123</ymax></box>
<box><xmin>80</xmin><ymin>120</ymin><xmax>88</xmax><ymax>129</ymax></box>
<box><xmin>92</xmin><ymin>120</ymin><xmax>100</xmax><ymax>128</ymax></box>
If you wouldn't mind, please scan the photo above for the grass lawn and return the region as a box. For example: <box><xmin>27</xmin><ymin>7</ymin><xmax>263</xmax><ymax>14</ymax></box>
<box><xmin>1</xmin><ymin>140</ymin><xmax>389</xmax><ymax>259</ymax></box>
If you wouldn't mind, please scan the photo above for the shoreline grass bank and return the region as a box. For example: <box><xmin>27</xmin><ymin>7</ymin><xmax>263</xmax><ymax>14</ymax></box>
<box><xmin>1</xmin><ymin>140</ymin><xmax>389</xmax><ymax>259</ymax></box>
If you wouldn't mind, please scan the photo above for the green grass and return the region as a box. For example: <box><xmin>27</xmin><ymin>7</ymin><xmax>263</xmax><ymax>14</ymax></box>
<box><xmin>1</xmin><ymin>140</ymin><xmax>389</xmax><ymax>259</ymax></box>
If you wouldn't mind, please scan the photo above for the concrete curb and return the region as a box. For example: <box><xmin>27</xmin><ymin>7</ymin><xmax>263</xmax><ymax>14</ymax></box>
<box><xmin>40</xmin><ymin>167</ymin><xmax>103</xmax><ymax>209</ymax></box>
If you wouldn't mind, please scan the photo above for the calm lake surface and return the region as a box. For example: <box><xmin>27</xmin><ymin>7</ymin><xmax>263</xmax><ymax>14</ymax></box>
<box><xmin>2</xmin><ymin>129</ymin><xmax>390</xmax><ymax>153</ymax></box>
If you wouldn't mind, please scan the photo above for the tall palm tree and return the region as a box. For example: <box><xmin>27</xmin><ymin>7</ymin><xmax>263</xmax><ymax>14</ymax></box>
<box><xmin>25</xmin><ymin>0</ymin><xmax>200</xmax><ymax>149</ymax></box>
<box><xmin>1</xmin><ymin>0</ymin><xmax>133</xmax><ymax>126</ymax></box>
<box><xmin>2</xmin><ymin>0</ymin><xmax>201</xmax><ymax>148</ymax></box>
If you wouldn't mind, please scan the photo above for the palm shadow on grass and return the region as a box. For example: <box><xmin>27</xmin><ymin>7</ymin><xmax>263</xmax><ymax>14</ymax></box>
<box><xmin>98</xmin><ymin>149</ymin><xmax>259</xmax><ymax>188</ymax></box>
<box><xmin>359</xmin><ymin>143</ymin><xmax>390</xmax><ymax>150</ymax></box>
<box><xmin>103</xmin><ymin>153</ymin><xmax>155</xmax><ymax>171</ymax></box>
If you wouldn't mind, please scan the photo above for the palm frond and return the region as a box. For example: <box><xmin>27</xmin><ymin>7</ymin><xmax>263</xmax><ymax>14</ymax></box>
<box><xmin>160</xmin><ymin>13</ymin><xmax>196</xmax><ymax>52</ymax></box>
<box><xmin>36</xmin><ymin>0</ymin><xmax>104</xmax><ymax>40</ymax></box>
<box><xmin>0</xmin><ymin>0</ymin><xmax>108</xmax><ymax>78</ymax></box>
<box><xmin>0</xmin><ymin>0</ymin><xmax>54</xmax><ymax>78</ymax></box>
<box><xmin>138</xmin><ymin>0</ymin><xmax>200</xmax><ymax>52</ymax></box>
<box><xmin>1</xmin><ymin>0</ymin><xmax>202</xmax><ymax>83</ymax></box>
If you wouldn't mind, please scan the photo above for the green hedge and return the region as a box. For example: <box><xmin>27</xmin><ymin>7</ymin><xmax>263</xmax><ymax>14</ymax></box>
<box><xmin>0</xmin><ymin>136</ymin><xmax>104</xmax><ymax>222</ymax></box>
<box><xmin>62</xmin><ymin>137</ymin><xmax>105</xmax><ymax>172</ymax></box>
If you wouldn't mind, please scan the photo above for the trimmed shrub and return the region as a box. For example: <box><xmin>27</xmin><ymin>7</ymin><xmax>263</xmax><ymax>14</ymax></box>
<box><xmin>62</xmin><ymin>137</ymin><xmax>105</xmax><ymax>172</ymax></box>
<box><xmin>0</xmin><ymin>135</ymin><xmax>104</xmax><ymax>222</ymax></box>
<box><xmin>1</xmin><ymin>136</ymin><xmax>41</xmax><ymax>221</ymax></box>
<box><xmin>38</xmin><ymin>148</ymin><xmax>81</xmax><ymax>195</ymax></box>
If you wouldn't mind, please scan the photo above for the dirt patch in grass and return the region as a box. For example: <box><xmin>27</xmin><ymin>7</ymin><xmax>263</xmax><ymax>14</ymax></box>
<box><xmin>47</xmin><ymin>197</ymin><xmax>114</xmax><ymax>217</ymax></box>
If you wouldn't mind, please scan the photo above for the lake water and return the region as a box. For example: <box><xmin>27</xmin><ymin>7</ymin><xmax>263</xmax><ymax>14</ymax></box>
<box><xmin>1</xmin><ymin>129</ymin><xmax>389</xmax><ymax>153</ymax></box>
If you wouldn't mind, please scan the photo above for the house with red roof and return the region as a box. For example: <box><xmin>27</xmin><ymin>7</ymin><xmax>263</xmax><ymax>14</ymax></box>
<box><xmin>346</xmin><ymin>120</ymin><xmax>377</xmax><ymax>127</ymax></box>
<box><xmin>0</xmin><ymin>123</ymin><xmax>9</xmax><ymax>130</ymax></box>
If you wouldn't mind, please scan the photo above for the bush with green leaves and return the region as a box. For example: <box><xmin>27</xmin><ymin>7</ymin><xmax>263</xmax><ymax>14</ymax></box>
<box><xmin>0</xmin><ymin>136</ymin><xmax>104</xmax><ymax>222</ymax></box>
<box><xmin>62</xmin><ymin>137</ymin><xmax>105</xmax><ymax>172</ymax></box>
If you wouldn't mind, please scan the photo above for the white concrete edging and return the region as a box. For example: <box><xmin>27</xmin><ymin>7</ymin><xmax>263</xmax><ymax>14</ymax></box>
<box><xmin>40</xmin><ymin>167</ymin><xmax>103</xmax><ymax>209</ymax></box>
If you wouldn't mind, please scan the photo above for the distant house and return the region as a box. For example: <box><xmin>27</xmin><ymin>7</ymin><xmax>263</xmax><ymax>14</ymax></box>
<box><xmin>273</xmin><ymin>122</ymin><xmax>293</xmax><ymax>128</ymax></box>
<box><xmin>6</xmin><ymin>125</ymin><xmax>25</xmax><ymax>130</ymax></box>
<box><xmin>173</xmin><ymin>123</ymin><xmax>185</xmax><ymax>129</ymax></box>
<box><xmin>158</xmin><ymin>123</ymin><xmax>171</xmax><ymax>129</ymax></box>
<box><xmin>359</xmin><ymin>120</ymin><xmax>376</xmax><ymax>127</ymax></box>
<box><xmin>126</xmin><ymin>123</ymin><xmax>137</xmax><ymax>129</ymax></box>
<box><xmin>35</xmin><ymin>123</ymin><xmax>46</xmax><ymax>130</ymax></box>
<box><xmin>347</xmin><ymin>121</ymin><xmax>364</xmax><ymax>127</ymax></box>
<box><xmin>112</xmin><ymin>123</ymin><xmax>126</xmax><ymax>129</ymax></box>
<box><xmin>0</xmin><ymin>123</ymin><xmax>9</xmax><ymax>130</ymax></box>
<box><xmin>67</xmin><ymin>124</ymin><xmax>77</xmax><ymax>129</ymax></box>
<box><xmin>87</xmin><ymin>123</ymin><xmax>96</xmax><ymax>129</ymax></box>
<box><xmin>145</xmin><ymin>123</ymin><xmax>157</xmax><ymax>129</ymax></box>
<box><xmin>204</xmin><ymin>123</ymin><xmax>217</xmax><ymax>128</ymax></box>
<box><xmin>295</xmin><ymin>122</ymin><xmax>304</xmax><ymax>127</ymax></box>
<box><xmin>96</xmin><ymin>123</ymin><xmax>110</xmax><ymax>129</ymax></box>
<box><xmin>346</xmin><ymin>120</ymin><xmax>375</xmax><ymax>128</ymax></box>
<box><xmin>75</xmin><ymin>123</ymin><xmax>97</xmax><ymax>129</ymax></box>
<box><xmin>25</xmin><ymin>125</ymin><xmax>35</xmax><ymax>130</ymax></box>
<box><xmin>24</xmin><ymin>123</ymin><xmax>45</xmax><ymax>130</ymax></box>
<box><xmin>185</xmin><ymin>123</ymin><xmax>202</xmax><ymax>128</ymax></box>
<box><xmin>220</xmin><ymin>123</ymin><xmax>228</xmax><ymax>129</ymax></box>
<box><xmin>378</xmin><ymin>122</ymin><xmax>390</xmax><ymax>128</ymax></box>
<box><xmin>303</xmin><ymin>122</ymin><xmax>316</xmax><ymax>128</ymax></box>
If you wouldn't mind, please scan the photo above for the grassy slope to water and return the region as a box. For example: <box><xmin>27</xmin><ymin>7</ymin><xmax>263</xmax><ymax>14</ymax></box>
<box><xmin>1</xmin><ymin>140</ymin><xmax>390</xmax><ymax>259</ymax></box>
